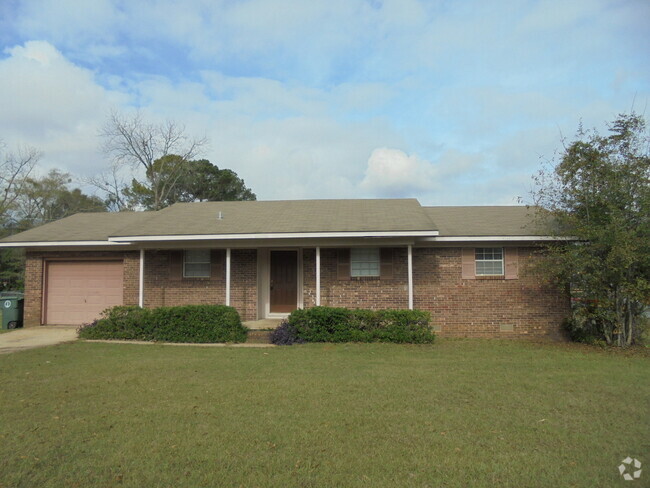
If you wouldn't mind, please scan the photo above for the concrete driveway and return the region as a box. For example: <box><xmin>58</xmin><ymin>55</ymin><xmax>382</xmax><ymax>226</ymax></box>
<box><xmin>0</xmin><ymin>326</ymin><xmax>78</xmax><ymax>354</ymax></box>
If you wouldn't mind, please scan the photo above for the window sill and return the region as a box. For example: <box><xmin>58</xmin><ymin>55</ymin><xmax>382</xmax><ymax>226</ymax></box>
<box><xmin>350</xmin><ymin>276</ymin><xmax>381</xmax><ymax>281</ymax></box>
<box><xmin>474</xmin><ymin>275</ymin><xmax>505</xmax><ymax>280</ymax></box>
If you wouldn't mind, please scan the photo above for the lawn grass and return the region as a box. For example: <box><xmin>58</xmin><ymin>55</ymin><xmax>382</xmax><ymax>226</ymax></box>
<box><xmin>0</xmin><ymin>340</ymin><xmax>648</xmax><ymax>488</ymax></box>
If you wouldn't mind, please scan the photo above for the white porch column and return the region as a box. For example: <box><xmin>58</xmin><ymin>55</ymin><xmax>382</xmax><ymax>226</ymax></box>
<box><xmin>315</xmin><ymin>246</ymin><xmax>321</xmax><ymax>306</ymax></box>
<box><xmin>138</xmin><ymin>249</ymin><xmax>144</xmax><ymax>308</ymax></box>
<box><xmin>225</xmin><ymin>248</ymin><xmax>231</xmax><ymax>306</ymax></box>
<box><xmin>407</xmin><ymin>245</ymin><xmax>413</xmax><ymax>310</ymax></box>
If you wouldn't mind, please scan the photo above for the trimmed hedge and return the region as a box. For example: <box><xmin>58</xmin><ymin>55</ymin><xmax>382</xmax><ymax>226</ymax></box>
<box><xmin>78</xmin><ymin>305</ymin><xmax>247</xmax><ymax>343</ymax></box>
<box><xmin>286</xmin><ymin>306</ymin><xmax>434</xmax><ymax>344</ymax></box>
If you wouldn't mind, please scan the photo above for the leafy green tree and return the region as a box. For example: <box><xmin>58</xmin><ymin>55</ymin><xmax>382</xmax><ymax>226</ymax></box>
<box><xmin>124</xmin><ymin>155</ymin><xmax>256</xmax><ymax>210</ymax></box>
<box><xmin>532</xmin><ymin>113</ymin><xmax>650</xmax><ymax>346</ymax></box>
<box><xmin>15</xmin><ymin>169</ymin><xmax>106</xmax><ymax>229</ymax></box>
<box><xmin>176</xmin><ymin>159</ymin><xmax>256</xmax><ymax>202</ymax></box>
<box><xmin>0</xmin><ymin>170</ymin><xmax>107</xmax><ymax>291</ymax></box>
<box><xmin>0</xmin><ymin>247</ymin><xmax>25</xmax><ymax>292</ymax></box>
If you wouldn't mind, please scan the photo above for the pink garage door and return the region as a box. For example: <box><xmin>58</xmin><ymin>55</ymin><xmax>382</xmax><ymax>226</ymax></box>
<box><xmin>45</xmin><ymin>261</ymin><xmax>124</xmax><ymax>325</ymax></box>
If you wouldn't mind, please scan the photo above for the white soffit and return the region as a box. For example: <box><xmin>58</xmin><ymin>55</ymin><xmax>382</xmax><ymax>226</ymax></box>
<box><xmin>0</xmin><ymin>240</ymin><xmax>129</xmax><ymax>247</ymax></box>
<box><xmin>423</xmin><ymin>235</ymin><xmax>568</xmax><ymax>242</ymax></box>
<box><xmin>108</xmin><ymin>230</ymin><xmax>440</xmax><ymax>242</ymax></box>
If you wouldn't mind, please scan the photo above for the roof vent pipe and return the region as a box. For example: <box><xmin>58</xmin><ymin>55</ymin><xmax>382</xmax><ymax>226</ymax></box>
<box><xmin>217</xmin><ymin>211</ymin><xmax>224</xmax><ymax>220</ymax></box>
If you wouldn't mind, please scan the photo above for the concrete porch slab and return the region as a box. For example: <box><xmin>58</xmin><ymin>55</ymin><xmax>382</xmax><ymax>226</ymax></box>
<box><xmin>242</xmin><ymin>319</ymin><xmax>282</xmax><ymax>330</ymax></box>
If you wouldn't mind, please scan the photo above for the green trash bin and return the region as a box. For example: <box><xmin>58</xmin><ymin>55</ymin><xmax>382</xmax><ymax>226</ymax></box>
<box><xmin>0</xmin><ymin>292</ymin><xmax>24</xmax><ymax>329</ymax></box>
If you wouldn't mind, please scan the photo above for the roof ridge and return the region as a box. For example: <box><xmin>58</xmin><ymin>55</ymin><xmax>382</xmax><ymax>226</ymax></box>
<box><xmin>167</xmin><ymin>197</ymin><xmax>420</xmax><ymax>205</ymax></box>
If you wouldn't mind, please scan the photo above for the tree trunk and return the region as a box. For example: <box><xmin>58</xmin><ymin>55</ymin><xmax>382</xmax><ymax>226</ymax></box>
<box><xmin>624</xmin><ymin>299</ymin><xmax>633</xmax><ymax>347</ymax></box>
<box><xmin>614</xmin><ymin>288</ymin><xmax>624</xmax><ymax>347</ymax></box>
<box><xmin>603</xmin><ymin>326</ymin><xmax>612</xmax><ymax>345</ymax></box>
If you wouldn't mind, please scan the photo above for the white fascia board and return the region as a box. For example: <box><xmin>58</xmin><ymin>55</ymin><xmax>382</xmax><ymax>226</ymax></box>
<box><xmin>108</xmin><ymin>230</ymin><xmax>440</xmax><ymax>242</ymax></box>
<box><xmin>0</xmin><ymin>240</ymin><xmax>130</xmax><ymax>247</ymax></box>
<box><xmin>423</xmin><ymin>235</ymin><xmax>570</xmax><ymax>242</ymax></box>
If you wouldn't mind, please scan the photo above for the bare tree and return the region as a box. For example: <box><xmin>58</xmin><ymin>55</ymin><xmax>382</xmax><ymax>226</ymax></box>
<box><xmin>100</xmin><ymin>111</ymin><xmax>207</xmax><ymax>210</ymax></box>
<box><xmin>85</xmin><ymin>161</ymin><xmax>133</xmax><ymax>212</ymax></box>
<box><xmin>0</xmin><ymin>142</ymin><xmax>41</xmax><ymax>223</ymax></box>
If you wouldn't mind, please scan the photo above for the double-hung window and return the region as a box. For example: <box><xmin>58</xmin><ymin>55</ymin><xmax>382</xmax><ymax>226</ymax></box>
<box><xmin>183</xmin><ymin>249</ymin><xmax>211</xmax><ymax>278</ymax></box>
<box><xmin>475</xmin><ymin>248</ymin><xmax>504</xmax><ymax>276</ymax></box>
<box><xmin>350</xmin><ymin>248</ymin><xmax>380</xmax><ymax>277</ymax></box>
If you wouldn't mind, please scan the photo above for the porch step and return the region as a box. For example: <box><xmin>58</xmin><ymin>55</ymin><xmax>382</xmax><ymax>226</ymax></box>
<box><xmin>246</xmin><ymin>330</ymin><xmax>273</xmax><ymax>344</ymax></box>
<box><xmin>243</xmin><ymin>319</ymin><xmax>283</xmax><ymax>330</ymax></box>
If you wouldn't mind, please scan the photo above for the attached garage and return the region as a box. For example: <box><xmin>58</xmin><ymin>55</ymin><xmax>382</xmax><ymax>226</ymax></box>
<box><xmin>44</xmin><ymin>260</ymin><xmax>124</xmax><ymax>325</ymax></box>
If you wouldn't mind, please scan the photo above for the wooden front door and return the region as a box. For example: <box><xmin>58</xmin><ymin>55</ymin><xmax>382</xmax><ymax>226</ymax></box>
<box><xmin>270</xmin><ymin>250</ymin><xmax>298</xmax><ymax>313</ymax></box>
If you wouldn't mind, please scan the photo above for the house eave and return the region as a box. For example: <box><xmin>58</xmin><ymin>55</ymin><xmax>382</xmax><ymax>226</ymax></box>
<box><xmin>108</xmin><ymin>230</ymin><xmax>440</xmax><ymax>242</ymax></box>
<box><xmin>0</xmin><ymin>240</ymin><xmax>130</xmax><ymax>248</ymax></box>
<box><xmin>0</xmin><ymin>233</ymin><xmax>574</xmax><ymax>248</ymax></box>
<box><xmin>422</xmin><ymin>235</ymin><xmax>571</xmax><ymax>242</ymax></box>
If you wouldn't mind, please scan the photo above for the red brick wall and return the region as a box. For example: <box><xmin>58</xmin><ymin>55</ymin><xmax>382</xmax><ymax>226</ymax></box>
<box><xmin>142</xmin><ymin>249</ymin><xmax>257</xmax><ymax>321</ymax></box>
<box><xmin>303</xmin><ymin>246</ymin><xmax>569</xmax><ymax>340</ymax></box>
<box><xmin>24</xmin><ymin>249</ymin><xmax>259</xmax><ymax>325</ymax></box>
<box><xmin>229</xmin><ymin>250</ymin><xmax>257</xmax><ymax>321</ymax></box>
<box><xmin>24</xmin><ymin>246</ymin><xmax>568</xmax><ymax>337</ymax></box>
<box><xmin>23</xmin><ymin>250</ymin><xmax>140</xmax><ymax>327</ymax></box>
<box><xmin>302</xmin><ymin>248</ymin><xmax>409</xmax><ymax>309</ymax></box>
<box><xmin>411</xmin><ymin>247</ymin><xmax>569</xmax><ymax>339</ymax></box>
<box><xmin>142</xmin><ymin>250</ymin><xmax>225</xmax><ymax>308</ymax></box>
<box><xmin>24</xmin><ymin>252</ymin><xmax>44</xmax><ymax>327</ymax></box>
<box><xmin>123</xmin><ymin>252</ymin><xmax>140</xmax><ymax>306</ymax></box>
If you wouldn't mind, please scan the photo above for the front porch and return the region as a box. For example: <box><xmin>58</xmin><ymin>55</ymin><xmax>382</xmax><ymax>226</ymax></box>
<box><xmin>138</xmin><ymin>245</ymin><xmax>416</xmax><ymax>321</ymax></box>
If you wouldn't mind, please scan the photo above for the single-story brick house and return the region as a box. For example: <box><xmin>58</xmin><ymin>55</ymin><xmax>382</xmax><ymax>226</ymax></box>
<box><xmin>0</xmin><ymin>199</ymin><xmax>569</xmax><ymax>338</ymax></box>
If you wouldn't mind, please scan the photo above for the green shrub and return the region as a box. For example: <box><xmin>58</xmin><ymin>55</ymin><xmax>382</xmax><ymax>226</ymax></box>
<box><xmin>288</xmin><ymin>306</ymin><xmax>434</xmax><ymax>344</ymax></box>
<box><xmin>149</xmin><ymin>305</ymin><xmax>246</xmax><ymax>343</ymax></box>
<box><xmin>78</xmin><ymin>306</ymin><xmax>153</xmax><ymax>340</ymax></box>
<box><xmin>78</xmin><ymin>305</ymin><xmax>247</xmax><ymax>343</ymax></box>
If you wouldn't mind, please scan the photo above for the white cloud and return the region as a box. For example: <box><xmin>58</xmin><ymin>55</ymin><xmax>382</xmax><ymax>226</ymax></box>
<box><xmin>360</xmin><ymin>148</ymin><xmax>437</xmax><ymax>196</ymax></box>
<box><xmin>1</xmin><ymin>1</ymin><xmax>647</xmax><ymax>206</ymax></box>
<box><xmin>0</xmin><ymin>41</ymin><xmax>405</xmax><ymax>201</ymax></box>
<box><xmin>201</xmin><ymin>116</ymin><xmax>402</xmax><ymax>200</ymax></box>
<box><xmin>358</xmin><ymin>147</ymin><xmax>501</xmax><ymax>204</ymax></box>
<box><xmin>115</xmin><ymin>70</ymin><xmax>403</xmax><ymax>200</ymax></box>
<box><xmin>0</xmin><ymin>41</ymin><xmax>126</xmax><ymax>176</ymax></box>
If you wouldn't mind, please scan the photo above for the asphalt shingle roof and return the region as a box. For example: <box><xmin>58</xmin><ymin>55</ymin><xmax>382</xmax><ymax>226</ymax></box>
<box><xmin>423</xmin><ymin>206</ymin><xmax>546</xmax><ymax>236</ymax></box>
<box><xmin>0</xmin><ymin>211</ymin><xmax>153</xmax><ymax>243</ymax></box>
<box><xmin>0</xmin><ymin>199</ymin><xmax>550</xmax><ymax>244</ymax></box>
<box><xmin>111</xmin><ymin>199</ymin><xmax>434</xmax><ymax>237</ymax></box>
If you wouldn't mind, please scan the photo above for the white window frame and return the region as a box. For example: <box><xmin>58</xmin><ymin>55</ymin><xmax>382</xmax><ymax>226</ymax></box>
<box><xmin>350</xmin><ymin>248</ymin><xmax>380</xmax><ymax>277</ymax></box>
<box><xmin>183</xmin><ymin>249</ymin><xmax>211</xmax><ymax>278</ymax></box>
<box><xmin>475</xmin><ymin>247</ymin><xmax>504</xmax><ymax>276</ymax></box>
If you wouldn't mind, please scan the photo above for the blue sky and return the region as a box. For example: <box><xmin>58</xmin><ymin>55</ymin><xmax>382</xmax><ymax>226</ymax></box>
<box><xmin>0</xmin><ymin>0</ymin><xmax>648</xmax><ymax>205</ymax></box>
